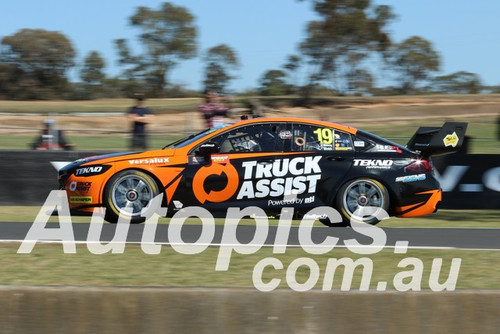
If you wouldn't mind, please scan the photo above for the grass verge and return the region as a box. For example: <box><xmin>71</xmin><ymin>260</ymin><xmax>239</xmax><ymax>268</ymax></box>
<box><xmin>1</xmin><ymin>243</ymin><xmax>499</xmax><ymax>289</ymax></box>
<box><xmin>0</xmin><ymin>207</ymin><xmax>498</xmax><ymax>228</ymax></box>
<box><xmin>0</xmin><ymin>134</ymin><xmax>183</xmax><ymax>151</ymax></box>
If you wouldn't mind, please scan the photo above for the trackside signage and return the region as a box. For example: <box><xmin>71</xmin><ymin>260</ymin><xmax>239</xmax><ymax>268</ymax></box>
<box><xmin>432</xmin><ymin>154</ymin><xmax>500</xmax><ymax>209</ymax></box>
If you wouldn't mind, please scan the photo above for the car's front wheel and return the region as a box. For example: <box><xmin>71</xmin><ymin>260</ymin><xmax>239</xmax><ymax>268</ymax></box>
<box><xmin>104</xmin><ymin>170</ymin><xmax>160</xmax><ymax>223</ymax></box>
<box><xmin>336</xmin><ymin>178</ymin><xmax>389</xmax><ymax>225</ymax></box>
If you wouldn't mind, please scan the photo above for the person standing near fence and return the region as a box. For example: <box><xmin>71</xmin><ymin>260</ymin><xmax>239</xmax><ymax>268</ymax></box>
<box><xmin>199</xmin><ymin>90</ymin><xmax>229</xmax><ymax>128</ymax></box>
<box><xmin>128</xmin><ymin>95</ymin><xmax>153</xmax><ymax>150</ymax></box>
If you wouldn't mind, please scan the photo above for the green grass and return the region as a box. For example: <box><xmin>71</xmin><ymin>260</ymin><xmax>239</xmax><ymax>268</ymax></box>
<box><xmin>0</xmin><ymin>244</ymin><xmax>499</xmax><ymax>289</ymax></box>
<box><xmin>0</xmin><ymin>206</ymin><xmax>498</xmax><ymax>228</ymax></box>
<box><xmin>0</xmin><ymin>98</ymin><xmax>203</xmax><ymax>114</ymax></box>
<box><xmin>0</xmin><ymin>134</ymin><xmax>184</xmax><ymax>150</ymax></box>
<box><xmin>2</xmin><ymin>94</ymin><xmax>500</xmax><ymax>114</ymax></box>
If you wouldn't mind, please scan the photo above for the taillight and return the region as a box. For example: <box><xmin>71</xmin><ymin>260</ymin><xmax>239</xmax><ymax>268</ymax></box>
<box><xmin>405</xmin><ymin>159</ymin><xmax>433</xmax><ymax>173</ymax></box>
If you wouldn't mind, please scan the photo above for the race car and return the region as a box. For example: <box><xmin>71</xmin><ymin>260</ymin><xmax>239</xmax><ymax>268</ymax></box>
<box><xmin>57</xmin><ymin>117</ymin><xmax>467</xmax><ymax>225</ymax></box>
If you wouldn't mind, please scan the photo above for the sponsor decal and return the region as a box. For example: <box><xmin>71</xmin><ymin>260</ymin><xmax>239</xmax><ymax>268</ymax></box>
<box><xmin>396</xmin><ymin>174</ymin><xmax>426</xmax><ymax>183</ymax></box>
<box><xmin>75</xmin><ymin>165</ymin><xmax>110</xmax><ymax>177</ymax></box>
<box><xmin>268</xmin><ymin>197</ymin><xmax>303</xmax><ymax>206</ymax></box>
<box><xmin>69</xmin><ymin>181</ymin><xmax>92</xmax><ymax>192</ymax></box>
<box><xmin>191</xmin><ymin>156</ymin><xmax>323</xmax><ymax>203</ymax></box>
<box><xmin>278</xmin><ymin>130</ymin><xmax>293</xmax><ymax>140</ymax></box>
<box><xmin>353</xmin><ymin>159</ymin><xmax>393</xmax><ymax>169</ymax></box>
<box><xmin>193</xmin><ymin>162</ymin><xmax>240</xmax><ymax>204</ymax></box>
<box><xmin>211</xmin><ymin>155</ymin><xmax>230</xmax><ymax>164</ymax></box>
<box><xmin>443</xmin><ymin>132</ymin><xmax>459</xmax><ymax>147</ymax></box>
<box><xmin>375</xmin><ymin>144</ymin><xmax>402</xmax><ymax>153</ymax></box>
<box><xmin>129</xmin><ymin>157</ymin><xmax>169</xmax><ymax>165</ymax></box>
<box><xmin>321</xmin><ymin>144</ymin><xmax>334</xmax><ymax>151</ymax></box>
<box><xmin>303</xmin><ymin>213</ymin><xmax>328</xmax><ymax>220</ymax></box>
<box><xmin>304</xmin><ymin>195</ymin><xmax>315</xmax><ymax>204</ymax></box>
<box><xmin>334</xmin><ymin>138</ymin><xmax>352</xmax><ymax>150</ymax></box>
<box><xmin>267</xmin><ymin>195</ymin><xmax>315</xmax><ymax>207</ymax></box>
<box><xmin>249</xmin><ymin>214</ymin><xmax>276</xmax><ymax>219</ymax></box>
<box><xmin>237</xmin><ymin>156</ymin><xmax>322</xmax><ymax>200</ymax></box>
<box><xmin>69</xmin><ymin>196</ymin><xmax>92</xmax><ymax>204</ymax></box>
<box><xmin>189</xmin><ymin>155</ymin><xmax>229</xmax><ymax>165</ymax></box>
<box><xmin>354</xmin><ymin>141</ymin><xmax>365</xmax><ymax>148</ymax></box>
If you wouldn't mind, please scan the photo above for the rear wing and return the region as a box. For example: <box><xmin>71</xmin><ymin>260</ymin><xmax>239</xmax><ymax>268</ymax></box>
<box><xmin>406</xmin><ymin>122</ymin><xmax>468</xmax><ymax>158</ymax></box>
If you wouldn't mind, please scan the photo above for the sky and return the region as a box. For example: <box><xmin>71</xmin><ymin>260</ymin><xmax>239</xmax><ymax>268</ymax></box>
<box><xmin>1</xmin><ymin>0</ymin><xmax>499</xmax><ymax>92</ymax></box>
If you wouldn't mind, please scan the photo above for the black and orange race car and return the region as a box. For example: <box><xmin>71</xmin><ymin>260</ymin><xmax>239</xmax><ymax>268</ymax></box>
<box><xmin>58</xmin><ymin>117</ymin><xmax>467</xmax><ymax>225</ymax></box>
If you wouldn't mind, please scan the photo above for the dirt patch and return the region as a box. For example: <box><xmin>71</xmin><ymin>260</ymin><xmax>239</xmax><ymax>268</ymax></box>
<box><xmin>1</xmin><ymin>100</ymin><xmax>499</xmax><ymax>136</ymax></box>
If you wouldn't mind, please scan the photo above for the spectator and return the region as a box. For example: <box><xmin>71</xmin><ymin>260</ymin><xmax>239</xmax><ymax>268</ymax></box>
<box><xmin>497</xmin><ymin>114</ymin><xmax>500</xmax><ymax>141</ymax></box>
<box><xmin>129</xmin><ymin>95</ymin><xmax>153</xmax><ymax>150</ymax></box>
<box><xmin>199</xmin><ymin>90</ymin><xmax>229</xmax><ymax>128</ymax></box>
<box><xmin>31</xmin><ymin>119</ymin><xmax>73</xmax><ymax>151</ymax></box>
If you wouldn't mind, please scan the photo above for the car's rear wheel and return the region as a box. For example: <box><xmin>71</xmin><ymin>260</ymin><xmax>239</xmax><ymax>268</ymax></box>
<box><xmin>336</xmin><ymin>178</ymin><xmax>389</xmax><ymax>225</ymax></box>
<box><xmin>104</xmin><ymin>170</ymin><xmax>160</xmax><ymax>224</ymax></box>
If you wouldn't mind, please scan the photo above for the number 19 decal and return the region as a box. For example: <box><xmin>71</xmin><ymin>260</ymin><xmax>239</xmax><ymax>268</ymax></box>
<box><xmin>313</xmin><ymin>128</ymin><xmax>333</xmax><ymax>144</ymax></box>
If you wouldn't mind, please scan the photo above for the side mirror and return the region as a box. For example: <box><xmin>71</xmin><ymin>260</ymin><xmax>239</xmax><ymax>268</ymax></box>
<box><xmin>196</xmin><ymin>142</ymin><xmax>220</xmax><ymax>157</ymax></box>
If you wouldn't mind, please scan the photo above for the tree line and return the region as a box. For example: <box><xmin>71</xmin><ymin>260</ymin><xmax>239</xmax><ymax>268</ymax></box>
<box><xmin>0</xmin><ymin>1</ymin><xmax>496</xmax><ymax>100</ymax></box>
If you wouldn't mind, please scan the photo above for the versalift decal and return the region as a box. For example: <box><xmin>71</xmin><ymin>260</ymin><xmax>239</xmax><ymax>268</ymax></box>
<box><xmin>237</xmin><ymin>156</ymin><xmax>322</xmax><ymax>200</ymax></box>
<box><xmin>129</xmin><ymin>157</ymin><xmax>169</xmax><ymax>165</ymax></box>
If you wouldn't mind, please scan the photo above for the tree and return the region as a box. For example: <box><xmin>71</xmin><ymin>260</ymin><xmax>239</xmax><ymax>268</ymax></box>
<box><xmin>299</xmin><ymin>0</ymin><xmax>394</xmax><ymax>96</ymax></box>
<box><xmin>203</xmin><ymin>44</ymin><xmax>239</xmax><ymax>93</ymax></box>
<box><xmin>431</xmin><ymin>71</ymin><xmax>482</xmax><ymax>94</ymax></box>
<box><xmin>259</xmin><ymin>70</ymin><xmax>289</xmax><ymax>96</ymax></box>
<box><xmin>282</xmin><ymin>54</ymin><xmax>302</xmax><ymax>93</ymax></box>
<box><xmin>115</xmin><ymin>2</ymin><xmax>197</xmax><ymax>97</ymax></box>
<box><xmin>81</xmin><ymin>51</ymin><xmax>106</xmax><ymax>85</ymax></box>
<box><xmin>388</xmin><ymin>36</ymin><xmax>440</xmax><ymax>94</ymax></box>
<box><xmin>346</xmin><ymin>68</ymin><xmax>373</xmax><ymax>95</ymax></box>
<box><xmin>0</xmin><ymin>63</ymin><xmax>21</xmax><ymax>99</ymax></box>
<box><xmin>0</xmin><ymin>28</ymin><xmax>75</xmax><ymax>99</ymax></box>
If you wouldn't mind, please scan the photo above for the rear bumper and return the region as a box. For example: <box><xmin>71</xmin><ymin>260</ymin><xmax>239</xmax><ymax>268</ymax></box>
<box><xmin>394</xmin><ymin>189</ymin><xmax>442</xmax><ymax>218</ymax></box>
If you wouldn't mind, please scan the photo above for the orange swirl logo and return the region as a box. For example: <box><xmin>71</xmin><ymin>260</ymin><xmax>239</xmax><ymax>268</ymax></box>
<box><xmin>193</xmin><ymin>162</ymin><xmax>239</xmax><ymax>204</ymax></box>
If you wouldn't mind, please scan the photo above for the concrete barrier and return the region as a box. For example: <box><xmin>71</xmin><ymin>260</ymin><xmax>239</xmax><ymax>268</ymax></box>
<box><xmin>0</xmin><ymin>150</ymin><xmax>112</xmax><ymax>205</ymax></box>
<box><xmin>0</xmin><ymin>286</ymin><xmax>499</xmax><ymax>333</ymax></box>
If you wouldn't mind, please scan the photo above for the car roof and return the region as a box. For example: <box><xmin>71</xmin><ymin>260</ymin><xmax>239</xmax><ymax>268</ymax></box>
<box><xmin>224</xmin><ymin>117</ymin><xmax>358</xmax><ymax>135</ymax></box>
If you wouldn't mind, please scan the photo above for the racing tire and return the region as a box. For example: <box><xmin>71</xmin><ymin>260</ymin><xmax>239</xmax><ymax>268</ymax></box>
<box><xmin>104</xmin><ymin>170</ymin><xmax>160</xmax><ymax>224</ymax></box>
<box><xmin>336</xmin><ymin>178</ymin><xmax>390</xmax><ymax>225</ymax></box>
